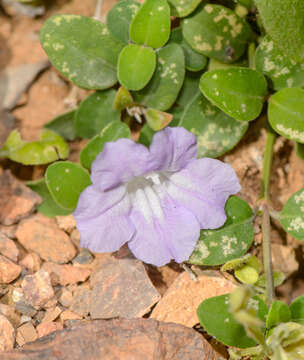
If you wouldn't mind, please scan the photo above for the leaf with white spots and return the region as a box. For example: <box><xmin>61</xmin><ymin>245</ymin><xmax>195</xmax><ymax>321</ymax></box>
<box><xmin>188</xmin><ymin>196</ymin><xmax>254</xmax><ymax>266</ymax></box>
<box><xmin>176</xmin><ymin>94</ymin><xmax>248</xmax><ymax>158</ymax></box>
<box><xmin>168</xmin><ymin>0</ymin><xmax>202</xmax><ymax>17</ymax></box>
<box><xmin>44</xmin><ymin>110</ymin><xmax>77</xmax><ymax>141</ymax></box>
<box><xmin>106</xmin><ymin>0</ymin><xmax>140</xmax><ymax>43</ymax></box>
<box><xmin>182</xmin><ymin>4</ymin><xmax>252</xmax><ymax>63</ymax></box>
<box><xmin>268</xmin><ymin>88</ymin><xmax>304</xmax><ymax>143</ymax></box>
<box><xmin>45</xmin><ymin>161</ymin><xmax>91</xmax><ymax>211</ymax></box>
<box><xmin>197</xmin><ymin>294</ymin><xmax>257</xmax><ymax>347</ymax></box>
<box><xmin>129</xmin><ymin>0</ymin><xmax>170</xmax><ymax>48</ymax></box>
<box><xmin>80</xmin><ymin>121</ymin><xmax>131</xmax><ymax>171</ymax></box>
<box><xmin>0</xmin><ymin>129</ymin><xmax>69</xmax><ymax>165</ymax></box>
<box><xmin>75</xmin><ymin>90</ymin><xmax>121</xmax><ymax>139</ymax></box>
<box><xmin>280</xmin><ymin>188</ymin><xmax>304</xmax><ymax>241</ymax></box>
<box><xmin>169</xmin><ymin>27</ymin><xmax>207</xmax><ymax>72</ymax></box>
<box><xmin>133</xmin><ymin>43</ymin><xmax>185</xmax><ymax>111</ymax></box>
<box><xmin>200</xmin><ymin>68</ymin><xmax>267</xmax><ymax>121</ymax></box>
<box><xmin>255</xmin><ymin>35</ymin><xmax>304</xmax><ymax>91</ymax></box>
<box><xmin>40</xmin><ymin>15</ymin><xmax>124</xmax><ymax>89</ymax></box>
<box><xmin>117</xmin><ymin>44</ymin><xmax>156</xmax><ymax>91</ymax></box>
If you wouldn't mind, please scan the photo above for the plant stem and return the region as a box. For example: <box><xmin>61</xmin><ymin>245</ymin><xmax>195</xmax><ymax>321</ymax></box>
<box><xmin>94</xmin><ymin>0</ymin><xmax>103</xmax><ymax>21</ymax></box>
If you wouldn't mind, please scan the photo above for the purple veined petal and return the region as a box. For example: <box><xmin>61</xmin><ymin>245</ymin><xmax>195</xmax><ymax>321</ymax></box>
<box><xmin>128</xmin><ymin>195</ymin><xmax>201</xmax><ymax>266</ymax></box>
<box><xmin>91</xmin><ymin>139</ymin><xmax>153</xmax><ymax>191</ymax></box>
<box><xmin>149</xmin><ymin>127</ymin><xmax>197</xmax><ymax>172</ymax></box>
<box><xmin>166</xmin><ymin>158</ymin><xmax>241</xmax><ymax>229</ymax></box>
<box><xmin>74</xmin><ymin>185</ymin><xmax>135</xmax><ymax>253</ymax></box>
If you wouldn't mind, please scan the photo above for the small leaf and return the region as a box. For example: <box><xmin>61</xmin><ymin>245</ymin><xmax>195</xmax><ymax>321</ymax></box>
<box><xmin>280</xmin><ymin>188</ymin><xmax>304</xmax><ymax>240</ymax></box>
<box><xmin>27</xmin><ymin>178</ymin><xmax>72</xmax><ymax>217</ymax></box>
<box><xmin>255</xmin><ymin>35</ymin><xmax>304</xmax><ymax>91</ymax></box>
<box><xmin>117</xmin><ymin>44</ymin><xmax>156</xmax><ymax>91</ymax></box>
<box><xmin>44</xmin><ymin>110</ymin><xmax>77</xmax><ymax>141</ymax></box>
<box><xmin>169</xmin><ymin>27</ymin><xmax>207</xmax><ymax>72</ymax></box>
<box><xmin>256</xmin><ymin>271</ymin><xmax>286</xmax><ymax>289</ymax></box>
<box><xmin>0</xmin><ymin>129</ymin><xmax>69</xmax><ymax>165</ymax></box>
<box><xmin>168</xmin><ymin>0</ymin><xmax>202</xmax><ymax>17</ymax></box>
<box><xmin>221</xmin><ymin>254</ymin><xmax>251</xmax><ymax>272</ymax></box>
<box><xmin>200</xmin><ymin>68</ymin><xmax>267</xmax><ymax>121</ymax></box>
<box><xmin>296</xmin><ymin>142</ymin><xmax>304</xmax><ymax>160</ymax></box>
<box><xmin>106</xmin><ymin>0</ymin><xmax>140</xmax><ymax>43</ymax></box>
<box><xmin>188</xmin><ymin>196</ymin><xmax>254</xmax><ymax>266</ymax></box>
<box><xmin>268</xmin><ymin>88</ymin><xmax>304</xmax><ymax>143</ymax></box>
<box><xmin>45</xmin><ymin>161</ymin><xmax>91</xmax><ymax>211</ymax></box>
<box><xmin>133</xmin><ymin>44</ymin><xmax>185</xmax><ymax>111</ymax></box>
<box><xmin>114</xmin><ymin>86</ymin><xmax>134</xmax><ymax>111</ymax></box>
<box><xmin>208</xmin><ymin>57</ymin><xmax>248</xmax><ymax>71</ymax></box>
<box><xmin>175</xmin><ymin>71</ymin><xmax>201</xmax><ymax>107</ymax></box>
<box><xmin>130</xmin><ymin>0</ymin><xmax>170</xmax><ymax>48</ymax></box>
<box><xmin>138</xmin><ymin>124</ymin><xmax>155</xmax><ymax>147</ymax></box>
<box><xmin>75</xmin><ymin>90</ymin><xmax>121</xmax><ymax>139</ymax></box>
<box><xmin>40</xmin><ymin>15</ymin><xmax>124</xmax><ymax>89</ymax></box>
<box><xmin>266</xmin><ymin>301</ymin><xmax>291</xmax><ymax>330</ymax></box>
<box><xmin>182</xmin><ymin>4</ymin><xmax>252</xmax><ymax>63</ymax></box>
<box><xmin>144</xmin><ymin>108</ymin><xmax>173</xmax><ymax>131</ymax></box>
<box><xmin>235</xmin><ymin>265</ymin><xmax>259</xmax><ymax>284</ymax></box>
<box><xmin>290</xmin><ymin>295</ymin><xmax>304</xmax><ymax>325</ymax></box>
<box><xmin>80</xmin><ymin>121</ymin><xmax>131</xmax><ymax>171</ymax></box>
<box><xmin>197</xmin><ymin>294</ymin><xmax>257</xmax><ymax>348</ymax></box>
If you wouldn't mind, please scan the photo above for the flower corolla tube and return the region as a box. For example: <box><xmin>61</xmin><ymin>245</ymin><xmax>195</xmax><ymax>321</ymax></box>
<box><xmin>74</xmin><ymin>127</ymin><xmax>241</xmax><ymax>266</ymax></box>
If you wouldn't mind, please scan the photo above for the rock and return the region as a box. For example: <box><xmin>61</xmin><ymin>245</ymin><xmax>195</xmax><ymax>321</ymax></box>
<box><xmin>1</xmin><ymin>319</ymin><xmax>221</xmax><ymax>359</ymax></box>
<box><xmin>72</xmin><ymin>249</ymin><xmax>93</xmax><ymax>265</ymax></box>
<box><xmin>0</xmin><ymin>233</ymin><xmax>19</xmax><ymax>262</ymax></box>
<box><xmin>0</xmin><ymin>255</ymin><xmax>21</xmax><ymax>284</ymax></box>
<box><xmin>21</xmin><ymin>269</ymin><xmax>55</xmax><ymax>310</ymax></box>
<box><xmin>70</xmin><ymin>285</ymin><xmax>91</xmax><ymax>317</ymax></box>
<box><xmin>42</xmin><ymin>306</ymin><xmax>62</xmax><ymax>323</ymax></box>
<box><xmin>0</xmin><ymin>304</ymin><xmax>20</xmax><ymax>328</ymax></box>
<box><xmin>55</xmin><ymin>215</ymin><xmax>76</xmax><ymax>234</ymax></box>
<box><xmin>36</xmin><ymin>321</ymin><xmax>63</xmax><ymax>338</ymax></box>
<box><xmin>0</xmin><ymin>225</ymin><xmax>17</xmax><ymax>239</ymax></box>
<box><xmin>89</xmin><ymin>257</ymin><xmax>160</xmax><ymax>319</ymax></box>
<box><xmin>151</xmin><ymin>269</ymin><xmax>236</xmax><ymax>327</ymax></box>
<box><xmin>0</xmin><ymin>315</ymin><xmax>15</xmax><ymax>351</ymax></box>
<box><xmin>272</xmin><ymin>243</ymin><xmax>298</xmax><ymax>277</ymax></box>
<box><xmin>19</xmin><ymin>253</ymin><xmax>41</xmax><ymax>273</ymax></box>
<box><xmin>16</xmin><ymin>322</ymin><xmax>37</xmax><ymax>346</ymax></box>
<box><xmin>57</xmin><ymin>288</ymin><xmax>73</xmax><ymax>308</ymax></box>
<box><xmin>60</xmin><ymin>310</ymin><xmax>82</xmax><ymax>322</ymax></box>
<box><xmin>16</xmin><ymin>214</ymin><xmax>76</xmax><ymax>264</ymax></box>
<box><xmin>0</xmin><ymin>171</ymin><xmax>41</xmax><ymax>226</ymax></box>
<box><xmin>12</xmin><ymin>288</ymin><xmax>37</xmax><ymax>317</ymax></box>
<box><xmin>42</xmin><ymin>262</ymin><xmax>91</xmax><ymax>286</ymax></box>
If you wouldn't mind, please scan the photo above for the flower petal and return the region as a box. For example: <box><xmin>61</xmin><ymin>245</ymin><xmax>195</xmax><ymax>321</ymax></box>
<box><xmin>74</xmin><ymin>185</ymin><xmax>135</xmax><ymax>252</ymax></box>
<box><xmin>167</xmin><ymin>158</ymin><xmax>241</xmax><ymax>229</ymax></box>
<box><xmin>149</xmin><ymin>127</ymin><xmax>197</xmax><ymax>172</ymax></box>
<box><xmin>128</xmin><ymin>196</ymin><xmax>200</xmax><ymax>266</ymax></box>
<box><xmin>91</xmin><ymin>139</ymin><xmax>152</xmax><ymax>191</ymax></box>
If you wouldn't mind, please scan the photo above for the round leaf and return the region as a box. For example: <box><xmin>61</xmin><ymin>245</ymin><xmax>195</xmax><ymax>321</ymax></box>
<box><xmin>133</xmin><ymin>43</ymin><xmax>185</xmax><ymax>111</ymax></box>
<box><xmin>182</xmin><ymin>4</ymin><xmax>252</xmax><ymax>63</ymax></box>
<box><xmin>117</xmin><ymin>44</ymin><xmax>156</xmax><ymax>91</ymax></box>
<box><xmin>44</xmin><ymin>110</ymin><xmax>76</xmax><ymax>141</ymax></box>
<box><xmin>75</xmin><ymin>90</ymin><xmax>121</xmax><ymax>139</ymax></box>
<box><xmin>197</xmin><ymin>294</ymin><xmax>257</xmax><ymax>348</ymax></box>
<box><xmin>290</xmin><ymin>295</ymin><xmax>304</xmax><ymax>325</ymax></box>
<box><xmin>200</xmin><ymin>68</ymin><xmax>267</xmax><ymax>121</ymax></box>
<box><xmin>40</xmin><ymin>15</ymin><xmax>124</xmax><ymax>89</ymax></box>
<box><xmin>80</xmin><ymin>121</ymin><xmax>131</xmax><ymax>171</ymax></box>
<box><xmin>130</xmin><ymin>0</ymin><xmax>170</xmax><ymax>48</ymax></box>
<box><xmin>168</xmin><ymin>0</ymin><xmax>202</xmax><ymax>17</ymax></box>
<box><xmin>280</xmin><ymin>188</ymin><xmax>304</xmax><ymax>240</ymax></box>
<box><xmin>268</xmin><ymin>88</ymin><xmax>304</xmax><ymax>143</ymax></box>
<box><xmin>106</xmin><ymin>0</ymin><xmax>140</xmax><ymax>43</ymax></box>
<box><xmin>266</xmin><ymin>301</ymin><xmax>291</xmax><ymax>330</ymax></box>
<box><xmin>45</xmin><ymin>161</ymin><xmax>91</xmax><ymax>211</ymax></box>
<box><xmin>189</xmin><ymin>196</ymin><xmax>254</xmax><ymax>265</ymax></box>
<box><xmin>255</xmin><ymin>36</ymin><xmax>304</xmax><ymax>91</ymax></box>
<box><xmin>235</xmin><ymin>265</ymin><xmax>259</xmax><ymax>284</ymax></box>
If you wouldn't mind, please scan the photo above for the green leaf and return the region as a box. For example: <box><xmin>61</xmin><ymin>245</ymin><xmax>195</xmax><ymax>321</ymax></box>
<box><xmin>200</xmin><ymin>68</ymin><xmax>267</xmax><ymax>121</ymax></box>
<box><xmin>27</xmin><ymin>178</ymin><xmax>72</xmax><ymax>217</ymax></box>
<box><xmin>168</xmin><ymin>0</ymin><xmax>202</xmax><ymax>17</ymax></box>
<box><xmin>290</xmin><ymin>295</ymin><xmax>304</xmax><ymax>325</ymax></box>
<box><xmin>45</xmin><ymin>161</ymin><xmax>91</xmax><ymax>211</ymax></box>
<box><xmin>117</xmin><ymin>44</ymin><xmax>156</xmax><ymax>91</ymax></box>
<box><xmin>208</xmin><ymin>57</ymin><xmax>248</xmax><ymax>71</ymax></box>
<box><xmin>255</xmin><ymin>35</ymin><xmax>304</xmax><ymax>91</ymax></box>
<box><xmin>182</xmin><ymin>4</ymin><xmax>252</xmax><ymax>63</ymax></box>
<box><xmin>169</xmin><ymin>27</ymin><xmax>207</xmax><ymax>72</ymax></box>
<box><xmin>280</xmin><ymin>188</ymin><xmax>304</xmax><ymax>241</ymax></box>
<box><xmin>106</xmin><ymin>0</ymin><xmax>140</xmax><ymax>43</ymax></box>
<box><xmin>255</xmin><ymin>0</ymin><xmax>304</xmax><ymax>62</ymax></box>
<box><xmin>234</xmin><ymin>256</ymin><xmax>262</xmax><ymax>284</ymax></box>
<box><xmin>176</xmin><ymin>94</ymin><xmax>248</xmax><ymax>158</ymax></box>
<box><xmin>296</xmin><ymin>142</ymin><xmax>304</xmax><ymax>160</ymax></box>
<box><xmin>44</xmin><ymin>110</ymin><xmax>77</xmax><ymax>141</ymax></box>
<box><xmin>40</xmin><ymin>15</ymin><xmax>124</xmax><ymax>89</ymax></box>
<box><xmin>268</xmin><ymin>88</ymin><xmax>304</xmax><ymax>143</ymax></box>
<box><xmin>114</xmin><ymin>86</ymin><xmax>134</xmax><ymax>111</ymax></box>
<box><xmin>266</xmin><ymin>301</ymin><xmax>291</xmax><ymax>330</ymax></box>
<box><xmin>255</xmin><ymin>271</ymin><xmax>286</xmax><ymax>289</ymax></box>
<box><xmin>75</xmin><ymin>90</ymin><xmax>121</xmax><ymax>139</ymax></box>
<box><xmin>144</xmin><ymin>108</ymin><xmax>173</xmax><ymax>131</ymax></box>
<box><xmin>0</xmin><ymin>129</ymin><xmax>69</xmax><ymax>165</ymax></box>
<box><xmin>188</xmin><ymin>196</ymin><xmax>254</xmax><ymax>265</ymax></box>
<box><xmin>133</xmin><ymin>44</ymin><xmax>185</xmax><ymax>111</ymax></box>
<box><xmin>175</xmin><ymin>71</ymin><xmax>201</xmax><ymax>107</ymax></box>
<box><xmin>80</xmin><ymin>121</ymin><xmax>131</xmax><ymax>171</ymax></box>
<box><xmin>197</xmin><ymin>294</ymin><xmax>257</xmax><ymax>348</ymax></box>
<box><xmin>138</xmin><ymin>124</ymin><xmax>155</xmax><ymax>147</ymax></box>
<box><xmin>130</xmin><ymin>0</ymin><xmax>170</xmax><ymax>48</ymax></box>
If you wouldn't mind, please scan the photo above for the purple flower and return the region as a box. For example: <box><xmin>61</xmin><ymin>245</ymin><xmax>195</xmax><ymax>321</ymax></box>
<box><xmin>74</xmin><ymin>127</ymin><xmax>241</xmax><ymax>266</ymax></box>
